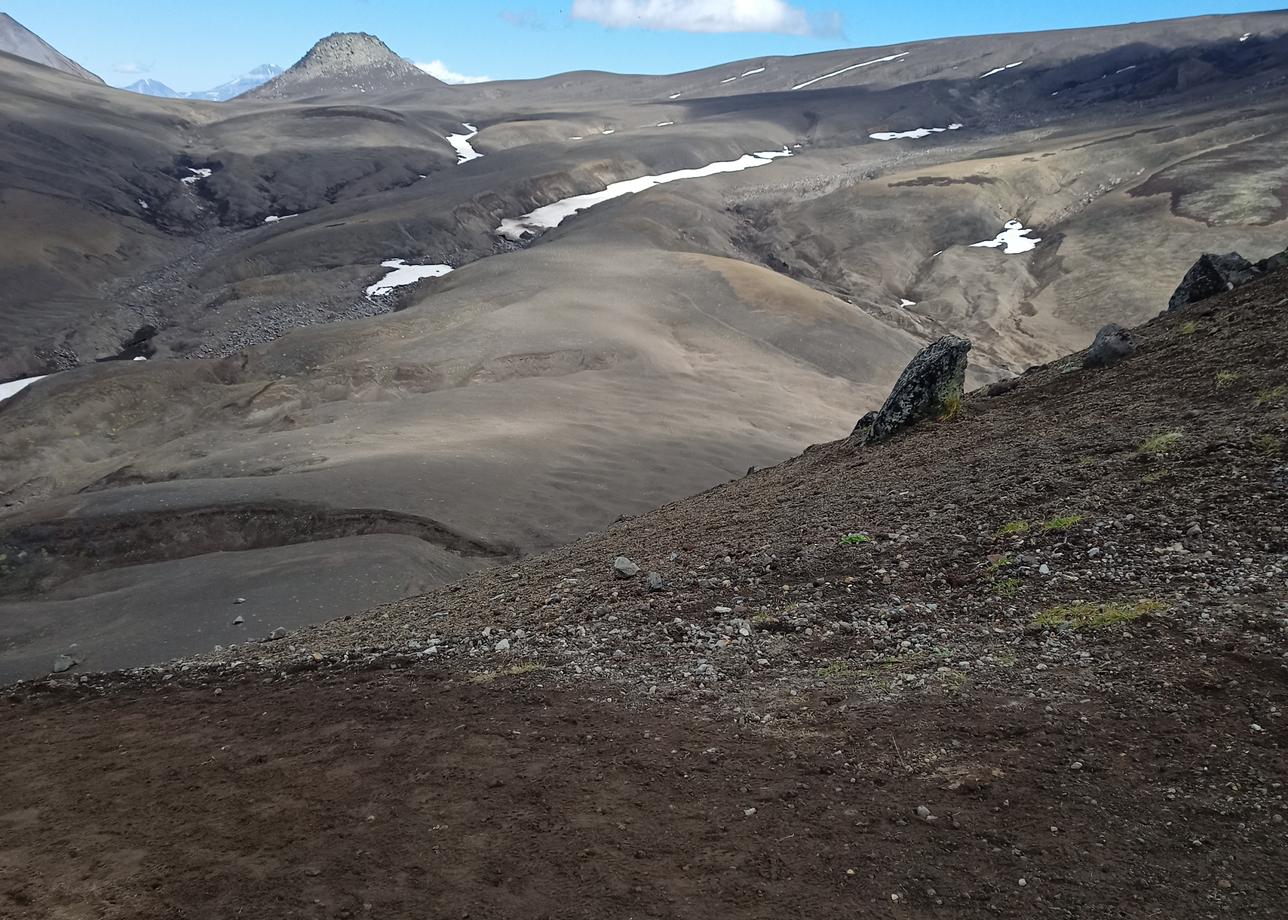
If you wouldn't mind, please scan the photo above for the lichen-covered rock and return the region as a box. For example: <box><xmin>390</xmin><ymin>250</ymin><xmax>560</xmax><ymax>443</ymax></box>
<box><xmin>853</xmin><ymin>335</ymin><xmax>971</xmax><ymax>446</ymax></box>
<box><xmin>1168</xmin><ymin>252</ymin><xmax>1264</xmax><ymax>311</ymax></box>
<box><xmin>1083</xmin><ymin>323</ymin><xmax>1136</xmax><ymax>369</ymax></box>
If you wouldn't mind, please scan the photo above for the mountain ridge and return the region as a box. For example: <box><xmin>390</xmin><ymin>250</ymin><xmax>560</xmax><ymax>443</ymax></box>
<box><xmin>0</xmin><ymin>12</ymin><xmax>102</xmax><ymax>83</ymax></box>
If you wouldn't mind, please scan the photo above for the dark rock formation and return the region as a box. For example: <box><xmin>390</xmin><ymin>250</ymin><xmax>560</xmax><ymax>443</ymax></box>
<box><xmin>1168</xmin><ymin>247</ymin><xmax>1287</xmax><ymax>311</ymax></box>
<box><xmin>1083</xmin><ymin>323</ymin><xmax>1136</xmax><ymax>369</ymax></box>
<box><xmin>854</xmin><ymin>335</ymin><xmax>971</xmax><ymax>446</ymax></box>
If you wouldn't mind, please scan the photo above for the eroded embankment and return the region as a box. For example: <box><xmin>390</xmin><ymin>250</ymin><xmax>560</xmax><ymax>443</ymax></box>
<box><xmin>0</xmin><ymin>502</ymin><xmax>509</xmax><ymax>597</ymax></box>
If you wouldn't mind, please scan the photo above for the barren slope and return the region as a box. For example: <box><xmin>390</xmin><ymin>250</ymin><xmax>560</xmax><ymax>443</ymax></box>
<box><xmin>3</xmin><ymin>262</ymin><xmax>1284</xmax><ymax>919</ymax></box>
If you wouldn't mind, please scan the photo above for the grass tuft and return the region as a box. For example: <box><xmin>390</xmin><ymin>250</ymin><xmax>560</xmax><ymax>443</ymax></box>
<box><xmin>995</xmin><ymin>520</ymin><xmax>1029</xmax><ymax>537</ymax></box>
<box><xmin>1215</xmin><ymin>370</ymin><xmax>1240</xmax><ymax>390</ymax></box>
<box><xmin>1139</xmin><ymin>431</ymin><xmax>1184</xmax><ymax>455</ymax></box>
<box><xmin>1179</xmin><ymin>321</ymin><xmax>1198</xmax><ymax>335</ymax></box>
<box><xmin>1041</xmin><ymin>514</ymin><xmax>1085</xmax><ymax>532</ymax></box>
<box><xmin>839</xmin><ymin>533</ymin><xmax>872</xmax><ymax>546</ymax></box>
<box><xmin>1033</xmin><ymin>599</ymin><xmax>1167</xmax><ymax>630</ymax></box>
<box><xmin>1253</xmin><ymin>385</ymin><xmax>1286</xmax><ymax>408</ymax></box>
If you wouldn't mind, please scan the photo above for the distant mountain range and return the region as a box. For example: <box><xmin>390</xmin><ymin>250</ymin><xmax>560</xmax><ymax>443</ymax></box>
<box><xmin>124</xmin><ymin>64</ymin><xmax>283</xmax><ymax>101</ymax></box>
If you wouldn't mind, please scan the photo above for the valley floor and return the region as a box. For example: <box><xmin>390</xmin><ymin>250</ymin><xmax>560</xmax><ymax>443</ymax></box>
<box><xmin>3</xmin><ymin>269</ymin><xmax>1286</xmax><ymax>917</ymax></box>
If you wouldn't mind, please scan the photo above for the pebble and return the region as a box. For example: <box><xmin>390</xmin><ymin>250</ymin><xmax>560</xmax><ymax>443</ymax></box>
<box><xmin>51</xmin><ymin>655</ymin><xmax>76</xmax><ymax>674</ymax></box>
<box><xmin>268</xmin><ymin>627</ymin><xmax>288</xmax><ymax>641</ymax></box>
<box><xmin>915</xmin><ymin>805</ymin><xmax>932</xmax><ymax>818</ymax></box>
<box><xmin>234</xmin><ymin>597</ymin><xmax>247</xmax><ymax>605</ymax></box>
<box><xmin>494</xmin><ymin>638</ymin><xmax>511</xmax><ymax>652</ymax></box>
<box><xmin>646</xmin><ymin>571</ymin><xmax>665</xmax><ymax>592</ymax></box>
<box><xmin>232</xmin><ymin>616</ymin><xmax>244</xmax><ymax>625</ymax></box>
<box><xmin>743</xmin><ymin>807</ymin><xmax>757</xmax><ymax>817</ymax></box>
<box><xmin>613</xmin><ymin>556</ymin><xmax>640</xmax><ymax>579</ymax></box>
<box><xmin>1039</xmin><ymin>564</ymin><xmax>1051</xmax><ymax>575</ymax></box>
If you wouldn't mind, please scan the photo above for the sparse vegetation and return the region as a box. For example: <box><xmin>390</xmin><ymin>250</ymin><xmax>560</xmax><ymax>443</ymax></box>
<box><xmin>1139</xmin><ymin>430</ymin><xmax>1184</xmax><ymax>455</ymax></box>
<box><xmin>1215</xmin><ymin>370</ymin><xmax>1240</xmax><ymax>390</ymax></box>
<box><xmin>1142</xmin><ymin>469</ymin><xmax>1172</xmax><ymax>483</ymax></box>
<box><xmin>838</xmin><ymin>532</ymin><xmax>872</xmax><ymax>546</ymax></box>
<box><xmin>992</xmin><ymin>576</ymin><xmax>1023</xmax><ymax>598</ymax></box>
<box><xmin>1033</xmin><ymin>599</ymin><xmax>1167</xmax><ymax>630</ymax></box>
<box><xmin>1179</xmin><ymin>321</ymin><xmax>1199</xmax><ymax>335</ymax></box>
<box><xmin>995</xmin><ymin>520</ymin><xmax>1029</xmax><ymax>537</ymax></box>
<box><xmin>1254</xmin><ymin>385</ymin><xmax>1286</xmax><ymax>408</ymax></box>
<box><xmin>1041</xmin><ymin>513</ymin><xmax>1084</xmax><ymax>532</ymax></box>
<box><xmin>1254</xmin><ymin>434</ymin><xmax>1282</xmax><ymax>456</ymax></box>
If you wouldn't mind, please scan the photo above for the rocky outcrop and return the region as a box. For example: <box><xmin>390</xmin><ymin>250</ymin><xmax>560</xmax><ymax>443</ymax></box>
<box><xmin>1083</xmin><ymin>323</ymin><xmax>1136</xmax><ymax>369</ymax></box>
<box><xmin>1168</xmin><ymin>248</ymin><xmax>1288</xmax><ymax>311</ymax></box>
<box><xmin>853</xmin><ymin>335</ymin><xmax>971</xmax><ymax>446</ymax></box>
<box><xmin>242</xmin><ymin>32</ymin><xmax>447</xmax><ymax>100</ymax></box>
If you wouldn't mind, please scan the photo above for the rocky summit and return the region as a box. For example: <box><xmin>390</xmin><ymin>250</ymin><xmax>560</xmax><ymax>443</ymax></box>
<box><xmin>243</xmin><ymin>31</ymin><xmax>446</xmax><ymax>99</ymax></box>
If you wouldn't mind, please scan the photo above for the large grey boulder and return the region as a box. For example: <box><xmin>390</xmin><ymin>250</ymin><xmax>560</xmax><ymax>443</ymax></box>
<box><xmin>853</xmin><ymin>335</ymin><xmax>971</xmax><ymax>446</ymax></box>
<box><xmin>1167</xmin><ymin>247</ymin><xmax>1287</xmax><ymax>311</ymax></box>
<box><xmin>1083</xmin><ymin>323</ymin><xmax>1136</xmax><ymax>369</ymax></box>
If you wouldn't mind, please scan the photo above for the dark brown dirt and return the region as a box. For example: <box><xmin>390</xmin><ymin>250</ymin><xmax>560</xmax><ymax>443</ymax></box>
<box><xmin>3</xmin><ymin>270</ymin><xmax>1286</xmax><ymax>918</ymax></box>
<box><xmin>3</xmin><ymin>661</ymin><xmax>1285</xmax><ymax>920</ymax></box>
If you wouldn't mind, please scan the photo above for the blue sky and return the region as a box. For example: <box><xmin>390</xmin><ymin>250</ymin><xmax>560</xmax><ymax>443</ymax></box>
<box><xmin>5</xmin><ymin>0</ymin><xmax>1280</xmax><ymax>90</ymax></box>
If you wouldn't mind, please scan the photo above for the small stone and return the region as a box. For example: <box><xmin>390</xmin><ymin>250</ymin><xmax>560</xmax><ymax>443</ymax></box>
<box><xmin>233</xmin><ymin>597</ymin><xmax>247</xmax><ymax>605</ymax></box>
<box><xmin>1087</xmin><ymin>547</ymin><xmax>1101</xmax><ymax>559</ymax></box>
<box><xmin>743</xmin><ymin>807</ymin><xmax>757</xmax><ymax>817</ymax></box>
<box><xmin>1018</xmin><ymin>878</ymin><xmax>1027</xmax><ymax>887</ymax></box>
<box><xmin>915</xmin><ymin>805</ymin><xmax>932</xmax><ymax>819</ymax></box>
<box><xmin>1218</xmin><ymin>879</ymin><xmax>1232</xmax><ymax>890</ymax></box>
<box><xmin>494</xmin><ymin>638</ymin><xmax>511</xmax><ymax>652</ymax></box>
<box><xmin>1186</xmin><ymin>523</ymin><xmax>1202</xmax><ymax>537</ymax></box>
<box><xmin>1070</xmin><ymin>761</ymin><xmax>1084</xmax><ymax>770</ymax></box>
<box><xmin>51</xmin><ymin>654</ymin><xmax>76</xmax><ymax>674</ymax></box>
<box><xmin>713</xmin><ymin>606</ymin><xmax>733</xmax><ymax>614</ymax></box>
<box><xmin>613</xmin><ymin>556</ymin><xmax>640</xmax><ymax>579</ymax></box>
<box><xmin>268</xmin><ymin>627</ymin><xmax>288</xmax><ymax>640</ymax></box>
<box><xmin>646</xmin><ymin>572</ymin><xmax>665</xmax><ymax>592</ymax></box>
<box><xmin>232</xmin><ymin>616</ymin><xmax>245</xmax><ymax>625</ymax></box>
<box><xmin>1038</xmin><ymin>563</ymin><xmax>1051</xmax><ymax>575</ymax></box>
<box><xmin>613</xmin><ymin>649</ymin><xmax>626</xmax><ymax>659</ymax></box>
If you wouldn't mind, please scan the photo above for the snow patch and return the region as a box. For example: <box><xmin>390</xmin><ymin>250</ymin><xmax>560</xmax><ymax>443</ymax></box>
<box><xmin>980</xmin><ymin>61</ymin><xmax>1023</xmax><ymax>79</ymax></box>
<box><xmin>655</xmin><ymin>121</ymin><xmax>675</xmax><ymax>127</ymax></box>
<box><xmin>870</xmin><ymin>123</ymin><xmax>963</xmax><ymax>141</ymax></box>
<box><xmin>741</xmin><ymin>67</ymin><xmax>766</xmax><ymax>77</ymax></box>
<box><xmin>366</xmin><ymin>259</ymin><xmax>454</xmax><ymax>297</ymax></box>
<box><xmin>720</xmin><ymin>76</ymin><xmax>737</xmax><ymax>84</ymax></box>
<box><xmin>447</xmin><ymin>123</ymin><xmax>482</xmax><ymax>164</ymax></box>
<box><xmin>792</xmin><ymin>52</ymin><xmax>908</xmax><ymax>90</ymax></box>
<box><xmin>971</xmin><ymin>219</ymin><xmax>1041</xmax><ymax>254</ymax></box>
<box><xmin>181</xmin><ymin>167</ymin><xmax>212</xmax><ymax>185</ymax></box>
<box><xmin>0</xmin><ymin>374</ymin><xmax>47</xmax><ymax>402</ymax></box>
<box><xmin>137</xmin><ymin>199</ymin><xmax>149</xmax><ymax>210</ymax></box>
<box><xmin>601</xmin><ymin>128</ymin><xmax>615</xmax><ymax>135</ymax></box>
<box><xmin>264</xmin><ymin>214</ymin><xmax>298</xmax><ymax>224</ymax></box>
<box><xmin>1240</xmin><ymin>32</ymin><xmax>1252</xmax><ymax>42</ymax></box>
<box><xmin>668</xmin><ymin>92</ymin><xmax>682</xmax><ymax>99</ymax></box>
<box><xmin>899</xmin><ymin>299</ymin><xmax>917</xmax><ymax>308</ymax></box>
<box><xmin>497</xmin><ymin>148</ymin><xmax>794</xmax><ymax>242</ymax></box>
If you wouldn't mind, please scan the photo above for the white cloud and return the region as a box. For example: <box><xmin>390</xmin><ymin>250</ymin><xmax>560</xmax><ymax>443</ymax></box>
<box><xmin>414</xmin><ymin>60</ymin><xmax>491</xmax><ymax>84</ymax></box>
<box><xmin>570</xmin><ymin>0</ymin><xmax>837</xmax><ymax>36</ymax></box>
<box><xmin>113</xmin><ymin>61</ymin><xmax>152</xmax><ymax>75</ymax></box>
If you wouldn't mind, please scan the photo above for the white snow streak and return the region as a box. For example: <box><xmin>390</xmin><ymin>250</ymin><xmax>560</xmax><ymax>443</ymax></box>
<box><xmin>497</xmin><ymin>148</ymin><xmax>794</xmax><ymax>242</ymax></box>
<box><xmin>1240</xmin><ymin>32</ymin><xmax>1252</xmax><ymax>42</ymax></box>
<box><xmin>181</xmin><ymin>167</ymin><xmax>212</xmax><ymax>185</ymax></box>
<box><xmin>366</xmin><ymin>259</ymin><xmax>454</xmax><ymax>297</ymax></box>
<box><xmin>970</xmin><ymin>219</ymin><xmax>1041</xmax><ymax>254</ymax></box>
<box><xmin>792</xmin><ymin>52</ymin><xmax>908</xmax><ymax>90</ymax></box>
<box><xmin>263</xmin><ymin>214</ymin><xmax>298</xmax><ymax>224</ymax></box>
<box><xmin>870</xmin><ymin>123</ymin><xmax>963</xmax><ymax>141</ymax></box>
<box><xmin>0</xmin><ymin>374</ymin><xmax>47</xmax><ymax>402</ymax></box>
<box><xmin>446</xmin><ymin>123</ymin><xmax>482</xmax><ymax>164</ymax></box>
<box><xmin>980</xmin><ymin>61</ymin><xmax>1023</xmax><ymax>78</ymax></box>
<box><xmin>740</xmin><ymin>67</ymin><xmax>766</xmax><ymax>77</ymax></box>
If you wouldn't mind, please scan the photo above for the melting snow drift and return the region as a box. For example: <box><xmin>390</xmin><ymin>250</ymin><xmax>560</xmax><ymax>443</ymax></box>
<box><xmin>870</xmin><ymin>124</ymin><xmax>963</xmax><ymax>141</ymax></box>
<box><xmin>447</xmin><ymin>123</ymin><xmax>482</xmax><ymax>164</ymax></box>
<box><xmin>181</xmin><ymin>167</ymin><xmax>212</xmax><ymax>185</ymax></box>
<box><xmin>0</xmin><ymin>374</ymin><xmax>47</xmax><ymax>402</ymax></box>
<box><xmin>264</xmin><ymin>214</ymin><xmax>298</xmax><ymax>224</ymax></box>
<box><xmin>971</xmin><ymin>219</ymin><xmax>1041</xmax><ymax>254</ymax></box>
<box><xmin>497</xmin><ymin>149</ymin><xmax>793</xmax><ymax>242</ymax></box>
<box><xmin>980</xmin><ymin>61</ymin><xmax>1023</xmax><ymax>78</ymax></box>
<box><xmin>792</xmin><ymin>52</ymin><xmax>908</xmax><ymax>90</ymax></box>
<box><xmin>366</xmin><ymin>260</ymin><xmax>454</xmax><ymax>297</ymax></box>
